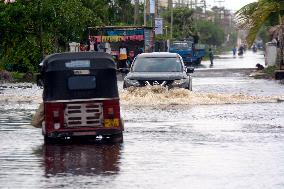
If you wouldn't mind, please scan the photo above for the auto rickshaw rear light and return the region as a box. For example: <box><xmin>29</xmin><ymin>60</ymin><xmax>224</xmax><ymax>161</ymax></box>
<box><xmin>107</xmin><ymin>107</ymin><xmax>114</xmax><ymax>116</ymax></box>
<box><xmin>52</xmin><ymin>110</ymin><xmax>60</xmax><ymax>123</ymax></box>
<box><xmin>44</xmin><ymin>103</ymin><xmax>64</xmax><ymax>132</ymax></box>
<box><xmin>53</xmin><ymin>110</ymin><xmax>59</xmax><ymax>118</ymax></box>
<box><xmin>103</xmin><ymin>100</ymin><xmax>121</xmax><ymax>128</ymax></box>
<box><xmin>54</xmin><ymin>123</ymin><xmax>60</xmax><ymax>130</ymax></box>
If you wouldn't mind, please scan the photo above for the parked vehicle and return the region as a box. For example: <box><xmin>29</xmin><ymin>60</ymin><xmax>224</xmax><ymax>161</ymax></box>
<box><xmin>169</xmin><ymin>40</ymin><xmax>206</xmax><ymax>66</ymax></box>
<box><xmin>38</xmin><ymin>52</ymin><xmax>124</xmax><ymax>143</ymax></box>
<box><xmin>123</xmin><ymin>52</ymin><xmax>194</xmax><ymax>90</ymax></box>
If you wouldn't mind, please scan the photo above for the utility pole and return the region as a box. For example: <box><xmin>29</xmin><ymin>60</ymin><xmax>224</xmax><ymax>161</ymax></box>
<box><xmin>168</xmin><ymin>0</ymin><xmax>172</xmax><ymax>10</ymax></box>
<box><xmin>200</xmin><ymin>0</ymin><xmax>207</xmax><ymax>17</ymax></box>
<box><xmin>134</xmin><ymin>0</ymin><xmax>139</xmax><ymax>25</ymax></box>
<box><xmin>170</xmin><ymin>0</ymin><xmax>173</xmax><ymax>39</ymax></box>
<box><xmin>144</xmin><ymin>0</ymin><xmax>147</xmax><ymax>26</ymax></box>
<box><xmin>204</xmin><ymin>0</ymin><xmax>207</xmax><ymax>18</ymax></box>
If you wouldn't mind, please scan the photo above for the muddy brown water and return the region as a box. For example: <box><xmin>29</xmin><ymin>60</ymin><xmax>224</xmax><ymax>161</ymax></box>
<box><xmin>1</xmin><ymin>51</ymin><xmax>284</xmax><ymax>188</ymax></box>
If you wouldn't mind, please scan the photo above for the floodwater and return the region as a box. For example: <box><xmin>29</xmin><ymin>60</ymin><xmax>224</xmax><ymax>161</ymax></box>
<box><xmin>1</xmin><ymin>50</ymin><xmax>284</xmax><ymax>189</ymax></box>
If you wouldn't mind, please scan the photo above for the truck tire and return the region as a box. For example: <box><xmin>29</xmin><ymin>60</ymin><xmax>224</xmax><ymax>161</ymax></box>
<box><xmin>196</xmin><ymin>58</ymin><xmax>201</xmax><ymax>65</ymax></box>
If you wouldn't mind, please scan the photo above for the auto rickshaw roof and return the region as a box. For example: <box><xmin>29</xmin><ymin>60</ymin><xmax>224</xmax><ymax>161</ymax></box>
<box><xmin>42</xmin><ymin>52</ymin><xmax>116</xmax><ymax>72</ymax></box>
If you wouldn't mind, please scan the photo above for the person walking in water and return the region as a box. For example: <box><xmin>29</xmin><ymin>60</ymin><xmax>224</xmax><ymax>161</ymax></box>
<box><xmin>209</xmin><ymin>48</ymin><xmax>214</xmax><ymax>66</ymax></box>
<box><xmin>232</xmin><ymin>46</ymin><xmax>237</xmax><ymax>56</ymax></box>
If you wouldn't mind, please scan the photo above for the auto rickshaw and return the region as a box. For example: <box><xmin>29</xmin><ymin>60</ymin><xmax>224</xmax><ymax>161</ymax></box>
<box><xmin>38</xmin><ymin>52</ymin><xmax>124</xmax><ymax>143</ymax></box>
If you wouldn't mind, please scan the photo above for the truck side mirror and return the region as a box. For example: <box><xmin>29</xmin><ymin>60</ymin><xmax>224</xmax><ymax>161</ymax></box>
<box><xmin>186</xmin><ymin>67</ymin><xmax>194</xmax><ymax>74</ymax></box>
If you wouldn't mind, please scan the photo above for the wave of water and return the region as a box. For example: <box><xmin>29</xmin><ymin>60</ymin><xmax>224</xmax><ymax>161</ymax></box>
<box><xmin>120</xmin><ymin>86</ymin><xmax>284</xmax><ymax>106</ymax></box>
<box><xmin>0</xmin><ymin>84</ymin><xmax>283</xmax><ymax>107</ymax></box>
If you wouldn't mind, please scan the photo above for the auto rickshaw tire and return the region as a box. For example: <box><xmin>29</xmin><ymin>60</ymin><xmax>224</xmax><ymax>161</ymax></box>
<box><xmin>104</xmin><ymin>133</ymin><xmax>123</xmax><ymax>143</ymax></box>
<box><xmin>44</xmin><ymin>136</ymin><xmax>58</xmax><ymax>144</ymax></box>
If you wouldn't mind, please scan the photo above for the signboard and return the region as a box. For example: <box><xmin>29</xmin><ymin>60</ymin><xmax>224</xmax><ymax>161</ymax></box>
<box><xmin>155</xmin><ymin>18</ymin><xmax>163</xmax><ymax>35</ymax></box>
<box><xmin>150</xmin><ymin>0</ymin><xmax>155</xmax><ymax>14</ymax></box>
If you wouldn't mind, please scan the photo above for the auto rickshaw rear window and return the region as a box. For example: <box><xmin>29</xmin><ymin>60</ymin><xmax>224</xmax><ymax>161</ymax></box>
<box><xmin>65</xmin><ymin>60</ymin><xmax>90</xmax><ymax>68</ymax></box>
<box><xmin>68</xmin><ymin>76</ymin><xmax>96</xmax><ymax>90</ymax></box>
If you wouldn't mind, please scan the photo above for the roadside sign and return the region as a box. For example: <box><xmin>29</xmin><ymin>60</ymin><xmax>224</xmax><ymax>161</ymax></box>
<box><xmin>155</xmin><ymin>18</ymin><xmax>163</xmax><ymax>35</ymax></box>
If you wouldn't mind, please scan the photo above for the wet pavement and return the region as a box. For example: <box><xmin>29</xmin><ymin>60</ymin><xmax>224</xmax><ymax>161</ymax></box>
<box><xmin>1</xmin><ymin>50</ymin><xmax>284</xmax><ymax>189</ymax></box>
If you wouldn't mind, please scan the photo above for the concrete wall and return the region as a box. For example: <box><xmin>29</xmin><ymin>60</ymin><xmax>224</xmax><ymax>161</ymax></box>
<box><xmin>265</xmin><ymin>42</ymin><xmax>277</xmax><ymax>66</ymax></box>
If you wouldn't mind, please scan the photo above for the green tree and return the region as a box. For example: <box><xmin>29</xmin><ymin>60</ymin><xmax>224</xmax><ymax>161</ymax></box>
<box><xmin>196</xmin><ymin>20</ymin><xmax>225</xmax><ymax>46</ymax></box>
<box><xmin>235</xmin><ymin>0</ymin><xmax>284</xmax><ymax>46</ymax></box>
<box><xmin>0</xmin><ymin>0</ymin><xmax>40</xmax><ymax>72</ymax></box>
<box><xmin>0</xmin><ymin>0</ymin><xmax>136</xmax><ymax>72</ymax></box>
<box><xmin>163</xmin><ymin>7</ymin><xmax>194</xmax><ymax>39</ymax></box>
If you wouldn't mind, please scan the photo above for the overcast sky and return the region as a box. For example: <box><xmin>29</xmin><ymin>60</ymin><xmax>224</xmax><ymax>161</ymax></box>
<box><xmin>206</xmin><ymin>0</ymin><xmax>257</xmax><ymax>12</ymax></box>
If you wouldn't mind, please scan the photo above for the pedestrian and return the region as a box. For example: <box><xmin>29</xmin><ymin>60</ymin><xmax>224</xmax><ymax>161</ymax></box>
<box><xmin>89</xmin><ymin>37</ymin><xmax>98</xmax><ymax>51</ymax></box>
<box><xmin>118</xmin><ymin>42</ymin><xmax>128</xmax><ymax>69</ymax></box>
<box><xmin>209</xmin><ymin>48</ymin><xmax>214</xmax><ymax>66</ymax></box>
<box><xmin>134</xmin><ymin>45</ymin><xmax>142</xmax><ymax>58</ymax></box>
<box><xmin>232</xmin><ymin>46</ymin><xmax>237</xmax><ymax>56</ymax></box>
<box><xmin>79</xmin><ymin>42</ymin><xmax>86</xmax><ymax>52</ymax></box>
<box><xmin>97</xmin><ymin>42</ymin><xmax>104</xmax><ymax>52</ymax></box>
<box><xmin>104</xmin><ymin>40</ymin><xmax>111</xmax><ymax>54</ymax></box>
<box><xmin>238</xmin><ymin>45</ymin><xmax>244</xmax><ymax>56</ymax></box>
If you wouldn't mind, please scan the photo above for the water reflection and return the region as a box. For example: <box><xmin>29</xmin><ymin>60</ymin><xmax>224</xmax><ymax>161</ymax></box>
<box><xmin>40</xmin><ymin>143</ymin><xmax>123</xmax><ymax>176</ymax></box>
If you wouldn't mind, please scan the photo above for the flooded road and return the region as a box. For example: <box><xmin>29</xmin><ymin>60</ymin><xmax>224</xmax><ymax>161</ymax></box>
<box><xmin>1</xmin><ymin>51</ymin><xmax>284</xmax><ymax>188</ymax></box>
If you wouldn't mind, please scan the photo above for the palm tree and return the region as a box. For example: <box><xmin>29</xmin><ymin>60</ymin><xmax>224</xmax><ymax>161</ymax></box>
<box><xmin>235</xmin><ymin>0</ymin><xmax>283</xmax><ymax>46</ymax></box>
<box><xmin>235</xmin><ymin>0</ymin><xmax>284</xmax><ymax>69</ymax></box>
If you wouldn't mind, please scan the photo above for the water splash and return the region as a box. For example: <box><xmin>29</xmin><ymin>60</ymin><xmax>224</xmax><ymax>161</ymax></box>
<box><xmin>120</xmin><ymin>86</ymin><xmax>283</xmax><ymax>106</ymax></box>
<box><xmin>0</xmin><ymin>84</ymin><xmax>283</xmax><ymax>107</ymax></box>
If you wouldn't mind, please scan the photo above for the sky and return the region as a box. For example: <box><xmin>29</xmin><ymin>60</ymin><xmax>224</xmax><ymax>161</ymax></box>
<box><xmin>206</xmin><ymin>0</ymin><xmax>257</xmax><ymax>12</ymax></box>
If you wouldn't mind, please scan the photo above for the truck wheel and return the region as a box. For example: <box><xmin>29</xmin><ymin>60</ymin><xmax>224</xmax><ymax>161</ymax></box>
<box><xmin>196</xmin><ymin>58</ymin><xmax>201</xmax><ymax>65</ymax></box>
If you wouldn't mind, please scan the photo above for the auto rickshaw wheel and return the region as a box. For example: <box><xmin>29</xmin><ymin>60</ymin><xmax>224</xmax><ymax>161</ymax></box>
<box><xmin>44</xmin><ymin>136</ymin><xmax>59</xmax><ymax>144</ymax></box>
<box><xmin>104</xmin><ymin>133</ymin><xmax>123</xmax><ymax>143</ymax></box>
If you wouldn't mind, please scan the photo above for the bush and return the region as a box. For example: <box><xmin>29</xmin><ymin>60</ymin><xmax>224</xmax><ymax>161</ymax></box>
<box><xmin>11</xmin><ymin>72</ymin><xmax>25</xmax><ymax>82</ymax></box>
<box><xmin>0</xmin><ymin>70</ymin><xmax>13</xmax><ymax>82</ymax></box>
<box><xmin>264</xmin><ymin>65</ymin><xmax>278</xmax><ymax>77</ymax></box>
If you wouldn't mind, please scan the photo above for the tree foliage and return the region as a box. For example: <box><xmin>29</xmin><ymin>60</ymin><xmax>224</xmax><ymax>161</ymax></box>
<box><xmin>0</xmin><ymin>0</ymin><xmax>228</xmax><ymax>72</ymax></box>
<box><xmin>0</xmin><ymin>0</ymin><xmax>134</xmax><ymax>72</ymax></box>
<box><xmin>196</xmin><ymin>20</ymin><xmax>225</xmax><ymax>46</ymax></box>
<box><xmin>163</xmin><ymin>7</ymin><xmax>194</xmax><ymax>39</ymax></box>
<box><xmin>235</xmin><ymin>0</ymin><xmax>284</xmax><ymax>46</ymax></box>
